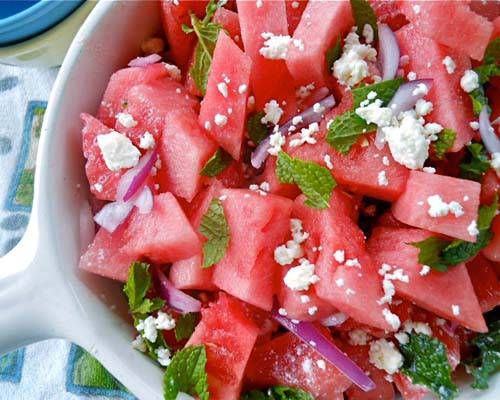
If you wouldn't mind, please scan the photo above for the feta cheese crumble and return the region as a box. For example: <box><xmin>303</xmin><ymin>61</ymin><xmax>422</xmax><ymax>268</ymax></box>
<box><xmin>460</xmin><ymin>70</ymin><xmax>480</xmax><ymax>93</ymax></box>
<box><xmin>419</xmin><ymin>265</ymin><xmax>431</xmax><ymax>276</ymax></box>
<box><xmin>238</xmin><ymin>84</ymin><xmax>247</xmax><ymax>94</ymax></box>
<box><xmin>369</xmin><ymin>339</ymin><xmax>403</xmax><ymax>374</ymax></box>
<box><xmin>452</xmin><ymin>305</ymin><xmax>460</xmax><ymax>316</ymax></box>
<box><xmin>333</xmin><ymin>249</ymin><xmax>345</xmax><ymax>263</ymax></box>
<box><xmin>355</xmin><ymin>99</ymin><xmax>394</xmax><ymax>127</ymax></box>
<box><xmin>308</xmin><ymin>306</ymin><xmax>318</xmax><ymax>316</ymax></box>
<box><xmin>136</xmin><ymin>316</ymin><xmax>158</xmax><ymax>343</ymax></box>
<box><xmin>316</xmin><ymin>359</ymin><xmax>326</xmax><ymax>370</ymax></box>
<box><xmin>300</xmin><ymin>295</ymin><xmax>311</xmax><ymax>304</ymax></box>
<box><xmin>217</xmin><ymin>82</ymin><xmax>228</xmax><ymax>98</ymax></box>
<box><xmin>283</xmin><ymin>259</ymin><xmax>320</xmax><ymax>291</ymax></box>
<box><xmin>131</xmin><ymin>335</ymin><xmax>147</xmax><ymax>352</ymax></box>
<box><xmin>427</xmin><ymin>195</ymin><xmax>464</xmax><ymax>218</ymax></box>
<box><xmin>267</xmin><ymin>131</ymin><xmax>285</xmax><ymax>155</ymax></box>
<box><xmin>261</xmin><ymin>100</ymin><xmax>283</xmax><ymax>125</ymax></box>
<box><xmin>378</xmin><ymin>170</ymin><xmax>389</xmax><ymax>186</ymax></box>
<box><xmin>214</xmin><ymin>113</ymin><xmax>228</xmax><ymax>127</ymax></box>
<box><xmin>97</xmin><ymin>131</ymin><xmax>141</xmax><ymax>171</ymax></box>
<box><xmin>403</xmin><ymin>320</ymin><xmax>432</xmax><ymax>336</ymax></box>
<box><xmin>467</xmin><ymin>220</ymin><xmax>479</xmax><ymax>237</ymax></box>
<box><xmin>470</xmin><ymin>121</ymin><xmax>480</xmax><ymax>131</ymax></box>
<box><xmin>442</xmin><ymin>56</ymin><xmax>456</xmax><ymax>74</ymax></box>
<box><xmin>116</xmin><ymin>112</ymin><xmax>138</xmax><ymax>128</ymax></box>
<box><xmin>407</xmin><ymin>71</ymin><xmax>417</xmax><ymax>81</ymax></box>
<box><xmin>139</xmin><ymin>131</ymin><xmax>155</xmax><ymax>149</ymax></box>
<box><xmin>278</xmin><ymin>307</ymin><xmax>288</xmax><ymax>316</ymax></box>
<box><xmin>289</xmin><ymin>122</ymin><xmax>320</xmax><ymax>147</ymax></box>
<box><xmin>156</xmin><ymin>347</ymin><xmax>172</xmax><ymax>367</ymax></box>
<box><xmin>362</xmin><ymin>23</ymin><xmax>374</xmax><ymax>44</ymax></box>
<box><xmin>349</xmin><ymin>329</ymin><xmax>371</xmax><ymax>346</ymax></box>
<box><xmin>415</xmin><ymin>99</ymin><xmax>433</xmax><ymax>116</ymax></box>
<box><xmin>259</xmin><ymin>32</ymin><xmax>303</xmax><ymax>60</ymax></box>
<box><xmin>164</xmin><ymin>63</ymin><xmax>182</xmax><ymax>81</ymax></box>
<box><xmin>335</xmin><ymin>278</ymin><xmax>345</xmax><ymax>287</ymax></box>
<box><xmin>93</xmin><ymin>183</ymin><xmax>103</xmax><ymax>193</ymax></box>
<box><xmin>382</xmin><ymin>308</ymin><xmax>401</xmax><ymax>330</ymax></box>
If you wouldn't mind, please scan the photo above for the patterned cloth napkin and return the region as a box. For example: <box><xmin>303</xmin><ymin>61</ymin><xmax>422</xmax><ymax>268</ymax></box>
<box><xmin>0</xmin><ymin>66</ymin><xmax>135</xmax><ymax>399</ymax></box>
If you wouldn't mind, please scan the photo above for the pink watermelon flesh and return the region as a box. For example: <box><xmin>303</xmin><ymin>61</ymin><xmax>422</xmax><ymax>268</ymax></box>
<box><xmin>236</xmin><ymin>0</ymin><xmax>298</xmax><ymax>119</ymax></box>
<box><xmin>169</xmin><ymin>181</ymin><xmax>224</xmax><ymax>291</ymax></box>
<box><xmin>483</xmin><ymin>215</ymin><xmax>500</xmax><ymax>262</ymax></box>
<box><xmin>124</xmin><ymin>192</ymin><xmax>201</xmax><ymax>264</ymax></box>
<box><xmin>466</xmin><ymin>254</ymin><xmax>500</xmax><ymax>313</ymax></box>
<box><xmin>199</xmin><ymin>31</ymin><xmax>252</xmax><ymax>160</ymax></box>
<box><xmin>115</xmin><ymin>77</ymin><xmax>199</xmax><ymax>147</ymax></box>
<box><xmin>97</xmin><ymin>64</ymin><xmax>168</xmax><ymax>127</ymax></box>
<box><xmin>293</xmin><ymin>192</ymin><xmax>392</xmax><ymax>331</ymax></box>
<box><xmin>187</xmin><ymin>293</ymin><xmax>259</xmax><ymax>400</ymax></box>
<box><xmin>396</xmin><ymin>23</ymin><xmax>475</xmax><ymax>152</ymax></box>
<box><xmin>392</xmin><ymin>171</ymin><xmax>481</xmax><ymax>242</ymax></box>
<box><xmin>285</xmin><ymin>0</ymin><xmax>308</xmax><ymax>34</ymax></box>
<box><xmin>212</xmin><ymin>189</ymin><xmax>293</xmax><ymax>311</ymax></box>
<box><xmin>213</xmin><ymin>7</ymin><xmax>242</xmax><ymax>47</ymax></box>
<box><xmin>79</xmin><ymin>223</ymin><xmax>134</xmax><ymax>282</ymax></box>
<box><xmin>399</xmin><ymin>1</ymin><xmax>494</xmax><ymax>61</ymax></box>
<box><xmin>81</xmin><ymin>113</ymin><xmax>123</xmax><ymax>201</ymax></box>
<box><xmin>286</xmin><ymin>0</ymin><xmax>353</xmax><ymax>87</ymax></box>
<box><xmin>157</xmin><ymin>109</ymin><xmax>217</xmax><ymax>202</ymax></box>
<box><xmin>368</xmin><ymin>227</ymin><xmax>487</xmax><ymax>332</ymax></box>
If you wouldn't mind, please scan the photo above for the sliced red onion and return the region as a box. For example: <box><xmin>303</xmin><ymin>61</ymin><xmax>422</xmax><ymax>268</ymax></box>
<box><xmin>118</xmin><ymin>149</ymin><xmax>158</xmax><ymax>202</ymax></box>
<box><xmin>320</xmin><ymin>312</ymin><xmax>349</xmax><ymax>327</ymax></box>
<box><xmin>134</xmin><ymin>186</ymin><xmax>154</xmax><ymax>214</ymax></box>
<box><xmin>93</xmin><ymin>200</ymin><xmax>134</xmax><ymax>233</ymax></box>
<box><xmin>155</xmin><ymin>267</ymin><xmax>202</xmax><ymax>313</ymax></box>
<box><xmin>479</xmin><ymin>107</ymin><xmax>500</xmax><ymax>154</ymax></box>
<box><xmin>250</xmin><ymin>95</ymin><xmax>336</xmax><ymax>169</ymax></box>
<box><xmin>272</xmin><ymin>310</ymin><xmax>375</xmax><ymax>392</ymax></box>
<box><xmin>378</xmin><ymin>24</ymin><xmax>400</xmax><ymax>81</ymax></box>
<box><xmin>128</xmin><ymin>53</ymin><xmax>162</xmax><ymax>68</ymax></box>
<box><xmin>387</xmin><ymin>79</ymin><xmax>433</xmax><ymax>116</ymax></box>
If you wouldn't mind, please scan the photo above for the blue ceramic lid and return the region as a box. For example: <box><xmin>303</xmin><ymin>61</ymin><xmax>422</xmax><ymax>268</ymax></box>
<box><xmin>0</xmin><ymin>0</ymin><xmax>85</xmax><ymax>46</ymax></box>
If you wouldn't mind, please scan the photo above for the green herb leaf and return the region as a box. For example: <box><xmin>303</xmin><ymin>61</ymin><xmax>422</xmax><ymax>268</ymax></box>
<box><xmin>432</xmin><ymin>128</ymin><xmax>456</xmax><ymax>160</ymax></box>
<box><xmin>459</xmin><ymin>143</ymin><xmax>491</xmax><ymax>181</ymax></box>
<box><xmin>478</xmin><ymin>193</ymin><xmax>498</xmax><ymax>230</ymax></box>
<box><xmin>410</xmin><ymin>236</ymin><xmax>450</xmax><ymax>272</ymax></box>
<box><xmin>200</xmin><ymin>148</ymin><xmax>232</xmax><ymax>177</ymax></box>
<box><xmin>247</xmin><ymin>111</ymin><xmax>269</xmax><ymax>145</ymax></box>
<box><xmin>175</xmin><ymin>313</ymin><xmax>199</xmax><ymax>341</ymax></box>
<box><xmin>326</xmin><ymin>36</ymin><xmax>342</xmax><ymax>72</ymax></box>
<box><xmin>241</xmin><ymin>386</ymin><xmax>314</xmax><ymax>400</ymax></box>
<box><xmin>401</xmin><ymin>334</ymin><xmax>458</xmax><ymax>400</ymax></box>
<box><xmin>484</xmin><ymin>37</ymin><xmax>500</xmax><ymax>65</ymax></box>
<box><xmin>350</xmin><ymin>0</ymin><xmax>378</xmax><ymax>42</ymax></box>
<box><xmin>441</xmin><ymin>230</ymin><xmax>493</xmax><ymax>266</ymax></box>
<box><xmin>163</xmin><ymin>345</ymin><xmax>209</xmax><ymax>400</ymax></box>
<box><xmin>276</xmin><ymin>152</ymin><xmax>336</xmax><ymax>208</ymax></box>
<box><xmin>467</xmin><ymin>320</ymin><xmax>500</xmax><ymax>390</ymax></box>
<box><xmin>352</xmin><ymin>78</ymin><xmax>403</xmax><ymax>108</ymax></box>
<box><xmin>124</xmin><ymin>262</ymin><xmax>165</xmax><ymax>315</ymax></box>
<box><xmin>468</xmin><ymin>63</ymin><xmax>500</xmax><ymax>115</ymax></box>
<box><xmin>199</xmin><ymin>198</ymin><xmax>230</xmax><ymax>267</ymax></box>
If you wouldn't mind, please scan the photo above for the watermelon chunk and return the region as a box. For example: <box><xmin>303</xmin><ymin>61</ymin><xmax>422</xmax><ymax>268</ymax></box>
<box><xmin>213</xmin><ymin>7</ymin><xmax>241</xmax><ymax>46</ymax></box>
<box><xmin>157</xmin><ymin>109</ymin><xmax>217</xmax><ymax>201</ymax></box>
<box><xmin>169</xmin><ymin>182</ymin><xmax>224</xmax><ymax>291</ymax></box>
<box><xmin>96</xmin><ymin>64</ymin><xmax>169</xmax><ymax>127</ymax></box>
<box><xmin>212</xmin><ymin>189</ymin><xmax>293</xmax><ymax>310</ymax></box>
<box><xmin>398</xmin><ymin>1</ymin><xmax>493</xmax><ymax>61</ymax></box>
<box><xmin>124</xmin><ymin>192</ymin><xmax>201</xmax><ymax>264</ymax></box>
<box><xmin>367</xmin><ymin>227</ymin><xmax>487</xmax><ymax>332</ymax></box>
<box><xmin>116</xmin><ymin>77</ymin><xmax>199</xmax><ymax>147</ymax></box>
<box><xmin>392</xmin><ymin>171</ymin><xmax>481</xmax><ymax>242</ymax></box>
<box><xmin>394</xmin><ymin>373</ymin><xmax>429</xmax><ymax>400</ymax></box>
<box><xmin>466</xmin><ymin>254</ymin><xmax>500</xmax><ymax>312</ymax></box>
<box><xmin>244</xmin><ymin>331</ymin><xmax>352</xmax><ymax>400</ymax></box>
<box><xmin>369</xmin><ymin>0</ymin><xmax>408</xmax><ymax>31</ymax></box>
<box><xmin>186</xmin><ymin>293</ymin><xmax>259</xmax><ymax>400</ymax></box>
<box><xmin>396</xmin><ymin>23</ymin><xmax>475</xmax><ymax>152</ymax></box>
<box><xmin>286</xmin><ymin>0</ymin><xmax>353</xmax><ymax>87</ymax></box>
<box><xmin>483</xmin><ymin>215</ymin><xmax>500</xmax><ymax>262</ymax></box>
<box><xmin>81</xmin><ymin>113</ymin><xmax>123</xmax><ymax>201</ymax></box>
<box><xmin>236</xmin><ymin>0</ymin><xmax>298</xmax><ymax>118</ymax></box>
<box><xmin>285</xmin><ymin>0</ymin><xmax>308</xmax><ymax>34</ymax></box>
<box><xmin>293</xmin><ymin>192</ymin><xmax>392</xmax><ymax>331</ymax></box>
<box><xmin>199</xmin><ymin>31</ymin><xmax>252</xmax><ymax>160</ymax></box>
<box><xmin>256</xmin><ymin>156</ymin><xmax>300</xmax><ymax>199</ymax></box>
<box><xmin>79</xmin><ymin>223</ymin><xmax>134</xmax><ymax>282</ymax></box>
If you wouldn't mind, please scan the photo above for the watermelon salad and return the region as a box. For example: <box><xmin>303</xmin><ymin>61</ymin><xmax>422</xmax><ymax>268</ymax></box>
<box><xmin>79</xmin><ymin>1</ymin><xmax>500</xmax><ymax>399</ymax></box>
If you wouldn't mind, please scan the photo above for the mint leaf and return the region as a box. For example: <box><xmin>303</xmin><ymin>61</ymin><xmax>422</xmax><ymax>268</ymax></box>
<box><xmin>469</xmin><ymin>63</ymin><xmax>500</xmax><ymax>115</ymax></box>
<box><xmin>247</xmin><ymin>111</ymin><xmax>269</xmax><ymax>145</ymax></box>
<box><xmin>175</xmin><ymin>313</ymin><xmax>199</xmax><ymax>341</ymax></box>
<box><xmin>484</xmin><ymin>37</ymin><xmax>500</xmax><ymax>65</ymax></box>
<box><xmin>276</xmin><ymin>152</ymin><xmax>336</xmax><ymax>208</ymax></box>
<box><xmin>441</xmin><ymin>230</ymin><xmax>493</xmax><ymax>266</ymax></box>
<box><xmin>242</xmin><ymin>386</ymin><xmax>314</xmax><ymax>400</ymax></box>
<box><xmin>401</xmin><ymin>334</ymin><xmax>458</xmax><ymax>400</ymax></box>
<box><xmin>200</xmin><ymin>148</ymin><xmax>232</xmax><ymax>177</ymax></box>
<box><xmin>467</xmin><ymin>320</ymin><xmax>500</xmax><ymax>390</ymax></box>
<box><xmin>326</xmin><ymin>111</ymin><xmax>375</xmax><ymax>154</ymax></box>
<box><xmin>124</xmin><ymin>262</ymin><xmax>165</xmax><ymax>315</ymax></box>
<box><xmin>163</xmin><ymin>345</ymin><xmax>209</xmax><ymax>400</ymax></box>
<box><xmin>459</xmin><ymin>143</ymin><xmax>490</xmax><ymax>181</ymax></box>
<box><xmin>478</xmin><ymin>193</ymin><xmax>498</xmax><ymax>230</ymax></box>
<box><xmin>326</xmin><ymin>36</ymin><xmax>342</xmax><ymax>71</ymax></box>
<box><xmin>432</xmin><ymin>128</ymin><xmax>456</xmax><ymax>160</ymax></box>
<box><xmin>350</xmin><ymin>0</ymin><xmax>378</xmax><ymax>42</ymax></box>
<box><xmin>199</xmin><ymin>198</ymin><xmax>230</xmax><ymax>267</ymax></box>
<box><xmin>410</xmin><ymin>237</ymin><xmax>450</xmax><ymax>272</ymax></box>
<box><xmin>352</xmin><ymin>78</ymin><xmax>403</xmax><ymax>108</ymax></box>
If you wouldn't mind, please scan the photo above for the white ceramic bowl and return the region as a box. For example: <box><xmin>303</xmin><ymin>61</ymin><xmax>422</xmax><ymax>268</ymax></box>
<box><xmin>0</xmin><ymin>1</ymin><xmax>497</xmax><ymax>399</ymax></box>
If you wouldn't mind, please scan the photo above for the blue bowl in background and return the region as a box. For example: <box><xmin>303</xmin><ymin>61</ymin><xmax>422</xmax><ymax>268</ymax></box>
<box><xmin>0</xmin><ymin>0</ymin><xmax>85</xmax><ymax>46</ymax></box>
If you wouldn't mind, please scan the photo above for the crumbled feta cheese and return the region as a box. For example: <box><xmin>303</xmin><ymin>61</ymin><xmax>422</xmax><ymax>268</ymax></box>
<box><xmin>136</xmin><ymin>316</ymin><xmax>158</xmax><ymax>343</ymax></box>
<box><xmin>283</xmin><ymin>259</ymin><xmax>319</xmax><ymax>291</ymax></box>
<box><xmin>267</xmin><ymin>131</ymin><xmax>285</xmax><ymax>155</ymax></box>
<box><xmin>395</xmin><ymin>332</ymin><xmax>409</xmax><ymax>345</ymax></box>
<box><xmin>217</xmin><ymin>82</ymin><xmax>228</xmax><ymax>98</ymax></box>
<box><xmin>256</xmin><ymin>0</ymin><xmax>263</xmax><ymax>8</ymax></box>
<box><xmin>369</xmin><ymin>339</ymin><xmax>403</xmax><ymax>374</ymax></box>
<box><xmin>313</xmin><ymin>102</ymin><xmax>325</xmax><ymax>114</ymax></box>
<box><xmin>469</xmin><ymin>121</ymin><xmax>480</xmax><ymax>131</ymax></box>
<box><xmin>335</xmin><ymin>278</ymin><xmax>345</xmax><ymax>287</ymax></box>
<box><xmin>427</xmin><ymin>195</ymin><xmax>464</xmax><ymax>218</ymax></box>
<box><xmin>139</xmin><ymin>131</ymin><xmax>155</xmax><ymax>149</ymax></box>
<box><xmin>291</xmin><ymin>218</ymin><xmax>309</xmax><ymax>243</ymax></box>
<box><xmin>382</xmin><ymin>156</ymin><xmax>390</xmax><ymax>166</ymax></box>
<box><xmin>296</xmin><ymin>83</ymin><xmax>315</xmax><ymax>99</ymax></box>
<box><xmin>316</xmin><ymin>359</ymin><xmax>326</xmax><ymax>370</ymax></box>
<box><xmin>403</xmin><ymin>320</ymin><xmax>432</xmax><ymax>336</ymax></box>
<box><xmin>412</xmin><ymin>83</ymin><xmax>429</xmax><ymax>96</ymax></box>
<box><xmin>463</xmin><ymin>195</ymin><xmax>470</xmax><ymax>202</ymax></box>
<box><xmin>415</xmin><ymin>99</ymin><xmax>433</xmax><ymax>117</ymax></box>
<box><xmin>422</xmin><ymin>167</ymin><xmax>436</xmax><ymax>174</ymax></box>
<box><xmin>378</xmin><ymin>278</ymin><xmax>395</xmax><ymax>305</ymax></box>
<box><xmin>407</xmin><ymin>71</ymin><xmax>417</xmax><ymax>81</ymax></box>
<box><xmin>259</xmin><ymin>32</ymin><xmax>302</xmax><ymax>59</ymax></box>
<box><xmin>300</xmin><ymin>295</ymin><xmax>310</xmax><ymax>304</ymax></box>
<box><xmin>131</xmin><ymin>335</ymin><xmax>147</xmax><ymax>352</ymax></box>
<box><xmin>324</xmin><ymin>154</ymin><xmax>334</xmax><ymax>170</ymax></box>
<box><xmin>346</xmin><ymin>288</ymin><xmax>356</xmax><ymax>296</ymax></box>
<box><xmin>349</xmin><ymin>329</ymin><xmax>371</xmax><ymax>346</ymax></box>
<box><xmin>278</xmin><ymin>307</ymin><xmax>288</xmax><ymax>316</ymax></box>
<box><xmin>333</xmin><ymin>31</ymin><xmax>377</xmax><ymax>87</ymax></box>
<box><xmin>448</xmin><ymin>201</ymin><xmax>464</xmax><ymax>217</ymax></box>
<box><xmin>419</xmin><ymin>265</ymin><xmax>431</xmax><ymax>276</ymax></box>
<box><xmin>274</xmin><ymin>240</ymin><xmax>304</xmax><ymax>265</ymax></box>
<box><xmin>442</xmin><ymin>56</ymin><xmax>456</xmax><ymax>74</ymax></box>
<box><xmin>378</xmin><ymin>263</ymin><xmax>393</xmax><ymax>276</ymax></box>
<box><xmin>93</xmin><ymin>183</ymin><xmax>103</xmax><ymax>193</ymax></box>
<box><xmin>424</xmin><ymin>122</ymin><xmax>443</xmax><ymax>137</ymax></box>
<box><xmin>491</xmin><ymin>152</ymin><xmax>500</xmax><ymax>177</ymax></box>
<box><xmin>452</xmin><ymin>305</ymin><xmax>460</xmax><ymax>316</ymax></box>
<box><xmin>97</xmin><ymin>131</ymin><xmax>141</xmax><ymax>171</ymax></box>
<box><xmin>382</xmin><ymin>308</ymin><xmax>401</xmax><ymax>330</ymax></box>
<box><xmin>164</xmin><ymin>63</ymin><xmax>181</xmax><ymax>81</ymax></box>
<box><xmin>378</xmin><ymin>170</ymin><xmax>389</xmax><ymax>186</ymax></box>
<box><xmin>219</xmin><ymin>194</ymin><xmax>227</xmax><ymax>201</ymax></box>
<box><xmin>412</xmin><ymin>4</ymin><xmax>420</xmax><ymax>14</ymax></box>
<box><xmin>362</xmin><ymin>24</ymin><xmax>374</xmax><ymax>44</ymax></box>
<box><xmin>175</xmin><ymin>88</ymin><xmax>182</xmax><ymax>94</ymax></box>
<box><xmin>460</xmin><ymin>70</ymin><xmax>480</xmax><ymax>93</ymax></box>
<box><xmin>238</xmin><ymin>84</ymin><xmax>247</xmax><ymax>94</ymax></box>
<box><xmin>261</xmin><ymin>100</ymin><xmax>283</xmax><ymax>125</ymax></box>
<box><xmin>467</xmin><ymin>220</ymin><xmax>479</xmax><ymax>237</ymax></box>
<box><xmin>345</xmin><ymin>258</ymin><xmax>362</xmax><ymax>268</ymax></box>
<box><xmin>333</xmin><ymin>249</ymin><xmax>345</xmax><ymax>263</ymax></box>
<box><xmin>156</xmin><ymin>347</ymin><xmax>172</xmax><ymax>367</ymax></box>
<box><xmin>289</xmin><ymin>122</ymin><xmax>320</xmax><ymax>147</ymax></box>
<box><xmin>155</xmin><ymin>311</ymin><xmax>176</xmax><ymax>330</ymax></box>
<box><xmin>214</xmin><ymin>113</ymin><xmax>228</xmax><ymax>126</ymax></box>
<box><xmin>204</xmin><ymin>121</ymin><xmax>212</xmax><ymax>130</ymax></box>
<box><xmin>308</xmin><ymin>306</ymin><xmax>318</xmax><ymax>316</ymax></box>
<box><xmin>355</xmin><ymin>99</ymin><xmax>394</xmax><ymax>128</ymax></box>
<box><xmin>116</xmin><ymin>112</ymin><xmax>138</xmax><ymax>128</ymax></box>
